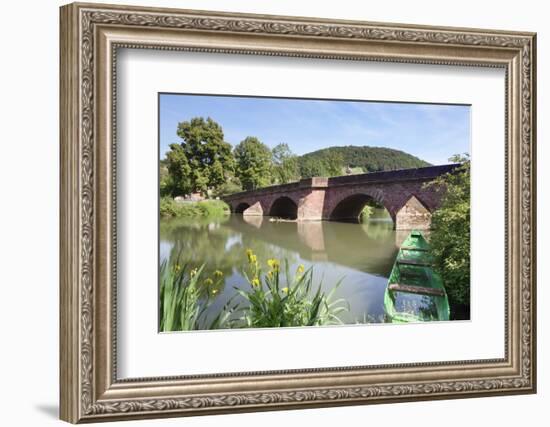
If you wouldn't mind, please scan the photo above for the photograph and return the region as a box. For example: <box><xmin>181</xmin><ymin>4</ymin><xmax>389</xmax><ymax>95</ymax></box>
<box><xmin>158</xmin><ymin>94</ymin><xmax>471</xmax><ymax>331</ymax></box>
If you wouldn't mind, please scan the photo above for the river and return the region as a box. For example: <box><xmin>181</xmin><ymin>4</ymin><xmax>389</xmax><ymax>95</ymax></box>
<box><xmin>159</xmin><ymin>208</ymin><xmax>413</xmax><ymax>326</ymax></box>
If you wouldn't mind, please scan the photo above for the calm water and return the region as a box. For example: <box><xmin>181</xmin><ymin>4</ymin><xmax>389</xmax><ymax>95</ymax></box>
<box><xmin>160</xmin><ymin>209</ymin><xmax>410</xmax><ymax>325</ymax></box>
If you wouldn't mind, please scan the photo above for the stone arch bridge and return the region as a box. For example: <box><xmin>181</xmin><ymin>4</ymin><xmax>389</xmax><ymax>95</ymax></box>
<box><xmin>223</xmin><ymin>164</ymin><xmax>458</xmax><ymax>230</ymax></box>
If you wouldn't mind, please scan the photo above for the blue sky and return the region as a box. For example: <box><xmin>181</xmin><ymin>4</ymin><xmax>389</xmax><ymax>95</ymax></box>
<box><xmin>159</xmin><ymin>94</ymin><xmax>470</xmax><ymax>165</ymax></box>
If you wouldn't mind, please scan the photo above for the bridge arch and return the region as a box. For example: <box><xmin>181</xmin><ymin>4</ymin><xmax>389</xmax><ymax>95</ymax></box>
<box><xmin>329</xmin><ymin>193</ymin><xmax>393</xmax><ymax>225</ymax></box>
<box><xmin>269</xmin><ymin>196</ymin><xmax>298</xmax><ymax>220</ymax></box>
<box><xmin>234</xmin><ymin>202</ymin><xmax>251</xmax><ymax>214</ymax></box>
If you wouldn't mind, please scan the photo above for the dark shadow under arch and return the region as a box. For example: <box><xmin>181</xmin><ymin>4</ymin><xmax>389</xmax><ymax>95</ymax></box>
<box><xmin>234</xmin><ymin>202</ymin><xmax>251</xmax><ymax>214</ymax></box>
<box><xmin>330</xmin><ymin>194</ymin><xmax>392</xmax><ymax>225</ymax></box>
<box><xmin>269</xmin><ymin>197</ymin><xmax>298</xmax><ymax>220</ymax></box>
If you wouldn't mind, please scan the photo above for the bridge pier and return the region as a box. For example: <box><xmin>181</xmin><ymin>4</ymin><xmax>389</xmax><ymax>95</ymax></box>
<box><xmin>395</xmin><ymin>196</ymin><xmax>432</xmax><ymax>230</ymax></box>
<box><xmin>242</xmin><ymin>201</ymin><xmax>263</xmax><ymax>216</ymax></box>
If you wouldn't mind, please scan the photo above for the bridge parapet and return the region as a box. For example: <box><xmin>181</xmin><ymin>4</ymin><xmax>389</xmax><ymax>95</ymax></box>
<box><xmin>327</xmin><ymin>164</ymin><xmax>458</xmax><ymax>186</ymax></box>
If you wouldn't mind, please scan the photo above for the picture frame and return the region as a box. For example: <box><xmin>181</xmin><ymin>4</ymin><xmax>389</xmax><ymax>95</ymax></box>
<box><xmin>59</xmin><ymin>2</ymin><xmax>536</xmax><ymax>423</ymax></box>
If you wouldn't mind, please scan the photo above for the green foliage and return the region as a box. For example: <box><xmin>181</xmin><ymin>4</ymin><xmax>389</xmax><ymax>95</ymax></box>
<box><xmin>272</xmin><ymin>143</ymin><xmax>300</xmax><ymax>184</ymax></box>
<box><xmin>159</xmin><ymin>162</ymin><xmax>171</xmax><ymax>197</ymax></box>
<box><xmin>299</xmin><ymin>149</ymin><xmax>344</xmax><ymax>178</ymax></box>
<box><xmin>171</xmin><ymin>117</ymin><xmax>234</xmax><ymax>194</ymax></box>
<box><xmin>212</xmin><ymin>179</ymin><xmax>243</xmax><ymax>197</ymax></box>
<box><xmin>300</xmin><ymin>145</ymin><xmax>430</xmax><ymax>174</ymax></box>
<box><xmin>359</xmin><ymin>205</ymin><xmax>374</xmax><ymax>222</ymax></box>
<box><xmin>427</xmin><ymin>154</ymin><xmax>470</xmax><ymax>319</ymax></box>
<box><xmin>164</xmin><ymin>143</ymin><xmax>193</xmax><ymax>197</ymax></box>
<box><xmin>159</xmin><ymin>262</ymin><xmax>227</xmax><ymax>331</ymax></box>
<box><xmin>234</xmin><ymin>136</ymin><xmax>273</xmax><ymax>190</ymax></box>
<box><xmin>231</xmin><ymin>250</ymin><xmax>349</xmax><ymax>328</ymax></box>
<box><xmin>161</xmin><ymin>118</ymin><xmax>433</xmax><ymax>196</ymax></box>
<box><xmin>160</xmin><ymin>198</ymin><xmax>230</xmax><ymax>219</ymax></box>
<box><xmin>159</xmin><ymin>249</ymin><xmax>350</xmax><ymax>331</ymax></box>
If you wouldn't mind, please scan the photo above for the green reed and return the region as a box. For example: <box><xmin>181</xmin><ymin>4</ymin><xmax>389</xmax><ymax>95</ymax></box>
<box><xmin>228</xmin><ymin>250</ymin><xmax>349</xmax><ymax>328</ymax></box>
<box><xmin>159</xmin><ymin>261</ymin><xmax>226</xmax><ymax>331</ymax></box>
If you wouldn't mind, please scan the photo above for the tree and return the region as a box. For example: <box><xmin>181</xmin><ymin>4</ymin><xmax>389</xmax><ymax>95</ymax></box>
<box><xmin>272</xmin><ymin>143</ymin><xmax>300</xmax><ymax>184</ymax></box>
<box><xmin>324</xmin><ymin>150</ymin><xmax>345</xmax><ymax>176</ymax></box>
<box><xmin>164</xmin><ymin>143</ymin><xmax>192</xmax><ymax>197</ymax></box>
<box><xmin>175</xmin><ymin>117</ymin><xmax>234</xmax><ymax>194</ymax></box>
<box><xmin>213</xmin><ymin>177</ymin><xmax>243</xmax><ymax>197</ymax></box>
<box><xmin>427</xmin><ymin>153</ymin><xmax>470</xmax><ymax>320</ymax></box>
<box><xmin>234</xmin><ymin>137</ymin><xmax>273</xmax><ymax>190</ymax></box>
<box><xmin>299</xmin><ymin>150</ymin><xmax>344</xmax><ymax>178</ymax></box>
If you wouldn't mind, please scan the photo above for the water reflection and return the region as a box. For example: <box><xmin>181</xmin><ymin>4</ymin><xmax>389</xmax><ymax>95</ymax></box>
<box><xmin>160</xmin><ymin>209</ymin><xmax>398</xmax><ymax>324</ymax></box>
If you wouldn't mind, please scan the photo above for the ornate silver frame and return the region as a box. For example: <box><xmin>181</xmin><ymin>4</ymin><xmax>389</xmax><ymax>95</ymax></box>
<box><xmin>60</xmin><ymin>2</ymin><xmax>536</xmax><ymax>423</ymax></box>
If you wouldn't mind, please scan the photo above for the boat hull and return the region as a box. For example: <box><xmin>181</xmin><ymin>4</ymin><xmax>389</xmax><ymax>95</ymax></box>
<box><xmin>384</xmin><ymin>230</ymin><xmax>450</xmax><ymax>323</ymax></box>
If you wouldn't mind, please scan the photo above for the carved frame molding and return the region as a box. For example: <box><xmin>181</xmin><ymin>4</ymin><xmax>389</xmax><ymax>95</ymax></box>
<box><xmin>60</xmin><ymin>2</ymin><xmax>536</xmax><ymax>423</ymax></box>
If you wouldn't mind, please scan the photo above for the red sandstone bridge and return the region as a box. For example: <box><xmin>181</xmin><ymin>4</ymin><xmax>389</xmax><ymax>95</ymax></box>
<box><xmin>223</xmin><ymin>164</ymin><xmax>459</xmax><ymax>230</ymax></box>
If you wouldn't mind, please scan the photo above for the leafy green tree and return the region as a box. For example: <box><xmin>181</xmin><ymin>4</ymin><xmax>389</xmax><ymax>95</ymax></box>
<box><xmin>299</xmin><ymin>150</ymin><xmax>344</xmax><ymax>178</ymax></box>
<box><xmin>428</xmin><ymin>153</ymin><xmax>470</xmax><ymax>319</ymax></box>
<box><xmin>175</xmin><ymin>117</ymin><xmax>234</xmax><ymax>194</ymax></box>
<box><xmin>159</xmin><ymin>159</ymin><xmax>171</xmax><ymax>197</ymax></box>
<box><xmin>234</xmin><ymin>137</ymin><xmax>273</xmax><ymax>190</ymax></box>
<box><xmin>272</xmin><ymin>143</ymin><xmax>300</xmax><ymax>184</ymax></box>
<box><xmin>299</xmin><ymin>156</ymin><xmax>324</xmax><ymax>178</ymax></box>
<box><xmin>164</xmin><ymin>143</ymin><xmax>192</xmax><ymax>196</ymax></box>
<box><xmin>324</xmin><ymin>150</ymin><xmax>345</xmax><ymax>176</ymax></box>
<box><xmin>213</xmin><ymin>178</ymin><xmax>243</xmax><ymax>197</ymax></box>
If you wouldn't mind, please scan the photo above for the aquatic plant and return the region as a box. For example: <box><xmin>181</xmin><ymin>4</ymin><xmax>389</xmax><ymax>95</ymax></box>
<box><xmin>159</xmin><ymin>260</ymin><xmax>226</xmax><ymax>331</ymax></box>
<box><xmin>231</xmin><ymin>250</ymin><xmax>349</xmax><ymax>328</ymax></box>
<box><xmin>159</xmin><ymin>250</ymin><xmax>350</xmax><ymax>331</ymax></box>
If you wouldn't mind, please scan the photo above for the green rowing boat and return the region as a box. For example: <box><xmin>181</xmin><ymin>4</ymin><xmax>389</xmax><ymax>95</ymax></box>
<box><xmin>384</xmin><ymin>230</ymin><xmax>450</xmax><ymax>323</ymax></box>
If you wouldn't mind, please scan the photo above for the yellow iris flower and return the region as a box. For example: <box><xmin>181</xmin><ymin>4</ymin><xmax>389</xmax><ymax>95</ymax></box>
<box><xmin>267</xmin><ymin>258</ymin><xmax>280</xmax><ymax>271</ymax></box>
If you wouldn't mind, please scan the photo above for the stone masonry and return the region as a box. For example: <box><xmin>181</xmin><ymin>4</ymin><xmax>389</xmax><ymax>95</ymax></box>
<box><xmin>223</xmin><ymin>164</ymin><xmax>458</xmax><ymax>230</ymax></box>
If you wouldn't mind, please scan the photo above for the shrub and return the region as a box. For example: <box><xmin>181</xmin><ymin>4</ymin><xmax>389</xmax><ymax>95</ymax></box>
<box><xmin>427</xmin><ymin>154</ymin><xmax>470</xmax><ymax>319</ymax></box>
<box><xmin>160</xmin><ymin>197</ymin><xmax>230</xmax><ymax>219</ymax></box>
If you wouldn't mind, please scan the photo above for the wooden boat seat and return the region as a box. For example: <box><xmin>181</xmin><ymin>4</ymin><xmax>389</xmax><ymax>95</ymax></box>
<box><xmin>396</xmin><ymin>259</ymin><xmax>432</xmax><ymax>267</ymax></box>
<box><xmin>388</xmin><ymin>283</ymin><xmax>445</xmax><ymax>297</ymax></box>
<box><xmin>401</xmin><ymin>247</ymin><xmax>429</xmax><ymax>252</ymax></box>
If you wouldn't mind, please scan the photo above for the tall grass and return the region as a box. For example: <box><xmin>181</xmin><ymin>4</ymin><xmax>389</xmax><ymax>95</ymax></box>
<box><xmin>230</xmin><ymin>250</ymin><xmax>349</xmax><ymax>328</ymax></box>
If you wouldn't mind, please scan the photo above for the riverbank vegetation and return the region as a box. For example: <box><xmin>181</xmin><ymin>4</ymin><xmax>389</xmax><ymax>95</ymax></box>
<box><xmin>161</xmin><ymin>116</ymin><xmax>432</xmax><ymax>198</ymax></box>
<box><xmin>159</xmin><ymin>250</ymin><xmax>349</xmax><ymax>331</ymax></box>
<box><xmin>160</xmin><ymin>197</ymin><xmax>230</xmax><ymax>219</ymax></box>
<box><xmin>427</xmin><ymin>154</ymin><xmax>470</xmax><ymax>319</ymax></box>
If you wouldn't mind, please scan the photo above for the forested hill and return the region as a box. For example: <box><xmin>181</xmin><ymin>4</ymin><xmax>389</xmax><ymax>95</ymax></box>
<box><xmin>300</xmin><ymin>145</ymin><xmax>430</xmax><ymax>174</ymax></box>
